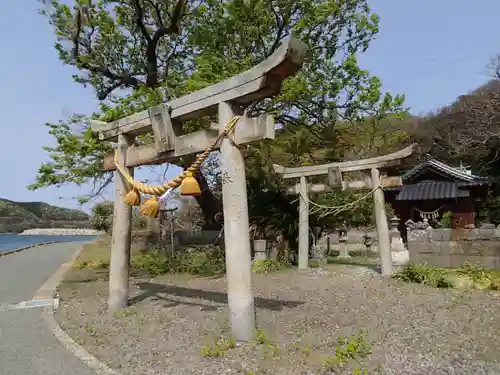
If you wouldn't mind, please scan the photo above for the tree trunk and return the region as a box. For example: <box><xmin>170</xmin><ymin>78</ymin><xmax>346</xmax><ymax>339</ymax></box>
<box><xmin>193</xmin><ymin>171</ymin><xmax>223</xmax><ymax>230</ymax></box>
<box><xmin>179</xmin><ymin>154</ymin><xmax>223</xmax><ymax>230</ymax></box>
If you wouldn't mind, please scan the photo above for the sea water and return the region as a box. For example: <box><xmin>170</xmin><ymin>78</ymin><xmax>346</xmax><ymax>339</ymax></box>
<box><xmin>0</xmin><ymin>234</ymin><xmax>96</xmax><ymax>252</ymax></box>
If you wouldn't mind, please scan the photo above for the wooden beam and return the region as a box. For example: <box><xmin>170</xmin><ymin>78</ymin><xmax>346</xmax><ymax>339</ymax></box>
<box><xmin>274</xmin><ymin>144</ymin><xmax>416</xmax><ymax>179</ymax></box>
<box><xmin>90</xmin><ymin>37</ymin><xmax>307</xmax><ymax>141</ymax></box>
<box><xmin>102</xmin><ymin>114</ymin><xmax>275</xmax><ymax>170</ymax></box>
<box><xmin>286</xmin><ymin>176</ymin><xmax>402</xmax><ymax>194</ymax></box>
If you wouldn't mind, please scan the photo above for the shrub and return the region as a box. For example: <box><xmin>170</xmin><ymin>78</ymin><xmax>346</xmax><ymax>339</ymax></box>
<box><xmin>131</xmin><ymin>251</ymin><xmax>171</xmax><ymax>276</ymax></box>
<box><xmin>439</xmin><ymin>211</ymin><xmax>453</xmax><ymax>228</ymax></box>
<box><xmin>455</xmin><ymin>262</ymin><xmax>499</xmax><ymax>290</ymax></box>
<box><xmin>131</xmin><ymin>245</ymin><xmax>226</xmax><ymax>277</ymax></box>
<box><xmin>308</xmin><ymin>259</ymin><xmax>320</xmax><ymax>268</ymax></box>
<box><xmin>490</xmin><ymin>275</ymin><xmax>500</xmax><ymax>291</ymax></box>
<box><xmin>90</xmin><ymin>201</ymin><xmax>114</xmax><ymax>232</ymax></box>
<box><xmin>394</xmin><ymin>262</ymin><xmax>500</xmax><ymax>291</ymax></box>
<box><xmin>456</xmin><ymin>262</ymin><xmax>490</xmax><ymax>283</ymax></box>
<box><xmin>175</xmin><ymin>245</ymin><xmax>226</xmax><ymax>276</ymax></box>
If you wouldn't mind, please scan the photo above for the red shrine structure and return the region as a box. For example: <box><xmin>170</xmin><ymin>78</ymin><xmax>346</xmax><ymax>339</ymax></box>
<box><xmin>384</xmin><ymin>155</ymin><xmax>490</xmax><ymax>234</ymax></box>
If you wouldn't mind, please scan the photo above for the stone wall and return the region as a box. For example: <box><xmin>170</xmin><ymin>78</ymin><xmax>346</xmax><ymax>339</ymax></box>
<box><xmin>407</xmin><ymin>224</ymin><xmax>500</xmax><ymax>269</ymax></box>
<box><xmin>174</xmin><ymin>230</ymin><xmax>222</xmax><ymax>246</ymax></box>
<box><xmin>132</xmin><ymin>229</ymin><xmax>222</xmax><ymax>252</ymax></box>
<box><xmin>317</xmin><ymin>229</ymin><xmax>378</xmax><ymax>251</ymax></box>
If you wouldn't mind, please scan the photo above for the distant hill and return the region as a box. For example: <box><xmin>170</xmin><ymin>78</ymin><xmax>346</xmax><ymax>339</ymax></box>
<box><xmin>0</xmin><ymin>199</ymin><xmax>91</xmax><ymax>233</ymax></box>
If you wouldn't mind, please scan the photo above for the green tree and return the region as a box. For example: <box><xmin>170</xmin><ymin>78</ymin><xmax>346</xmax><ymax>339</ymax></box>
<box><xmin>90</xmin><ymin>200</ymin><xmax>114</xmax><ymax>232</ymax></box>
<box><xmin>32</xmin><ymin>0</ymin><xmax>405</xmax><ymax>232</ymax></box>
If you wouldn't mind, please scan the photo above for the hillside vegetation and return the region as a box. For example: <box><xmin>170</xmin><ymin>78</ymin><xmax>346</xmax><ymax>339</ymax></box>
<box><xmin>0</xmin><ymin>199</ymin><xmax>90</xmax><ymax>233</ymax></box>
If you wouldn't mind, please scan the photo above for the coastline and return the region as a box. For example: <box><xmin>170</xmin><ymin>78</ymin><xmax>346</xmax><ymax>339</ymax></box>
<box><xmin>0</xmin><ymin>241</ymin><xmax>67</xmax><ymax>257</ymax></box>
<box><xmin>19</xmin><ymin>228</ymin><xmax>105</xmax><ymax>236</ymax></box>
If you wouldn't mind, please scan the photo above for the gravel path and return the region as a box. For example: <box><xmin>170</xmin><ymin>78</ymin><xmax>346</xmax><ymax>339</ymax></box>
<box><xmin>56</xmin><ymin>264</ymin><xmax>500</xmax><ymax>375</ymax></box>
<box><xmin>0</xmin><ymin>242</ymin><xmax>97</xmax><ymax>375</ymax></box>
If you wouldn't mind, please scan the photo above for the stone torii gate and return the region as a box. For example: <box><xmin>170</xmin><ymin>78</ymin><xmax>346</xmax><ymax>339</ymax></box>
<box><xmin>273</xmin><ymin>144</ymin><xmax>415</xmax><ymax>276</ymax></box>
<box><xmin>90</xmin><ymin>37</ymin><xmax>307</xmax><ymax>341</ymax></box>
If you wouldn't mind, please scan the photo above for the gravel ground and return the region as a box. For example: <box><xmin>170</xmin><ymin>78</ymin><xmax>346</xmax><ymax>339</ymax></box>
<box><xmin>56</xmin><ymin>264</ymin><xmax>500</xmax><ymax>375</ymax></box>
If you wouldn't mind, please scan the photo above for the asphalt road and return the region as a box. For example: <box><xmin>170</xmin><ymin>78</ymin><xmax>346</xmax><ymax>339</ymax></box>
<box><xmin>0</xmin><ymin>242</ymin><xmax>97</xmax><ymax>375</ymax></box>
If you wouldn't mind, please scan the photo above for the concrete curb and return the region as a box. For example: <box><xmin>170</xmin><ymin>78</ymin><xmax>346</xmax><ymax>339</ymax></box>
<box><xmin>36</xmin><ymin>244</ymin><xmax>122</xmax><ymax>375</ymax></box>
<box><xmin>0</xmin><ymin>241</ymin><xmax>66</xmax><ymax>257</ymax></box>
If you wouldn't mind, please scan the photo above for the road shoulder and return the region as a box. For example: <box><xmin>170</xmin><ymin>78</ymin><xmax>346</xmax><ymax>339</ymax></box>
<box><xmin>37</xmin><ymin>245</ymin><xmax>121</xmax><ymax>375</ymax></box>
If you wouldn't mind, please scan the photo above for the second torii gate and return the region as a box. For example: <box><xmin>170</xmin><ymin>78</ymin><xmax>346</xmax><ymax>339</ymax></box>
<box><xmin>273</xmin><ymin>144</ymin><xmax>416</xmax><ymax>276</ymax></box>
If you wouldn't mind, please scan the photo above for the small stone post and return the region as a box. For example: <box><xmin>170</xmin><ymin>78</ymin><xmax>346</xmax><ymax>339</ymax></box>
<box><xmin>337</xmin><ymin>229</ymin><xmax>350</xmax><ymax>259</ymax></box>
<box><xmin>390</xmin><ymin>216</ymin><xmax>409</xmax><ymax>265</ymax></box>
<box><xmin>253</xmin><ymin>240</ymin><xmax>268</xmax><ymax>261</ymax></box>
<box><xmin>363</xmin><ymin>233</ymin><xmax>372</xmax><ymax>254</ymax></box>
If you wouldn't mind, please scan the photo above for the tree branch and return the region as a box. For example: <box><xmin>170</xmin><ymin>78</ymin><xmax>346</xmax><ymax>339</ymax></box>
<box><xmin>145</xmin><ymin>0</ymin><xmax>185</xmax><ymax>86</ymax></box>
<box><xmin>71</xmin><ymin>7</ymin><xmax>144</xmax><ymax>99</ymax></box>
<box><xmin>86</xmin><ymin>173</ymin><xmax>113</xmax><ymax>202</ymax></box>
<box><xmin>132</xmin><ymin>0</ymin><xmax>152</xmax><ymax>43</ymax></box>
<box><xmin>269</xmin><ymin>7</ymin><xmax>287</xmax><ymax>56</ymax></box>
<box><xmin>145</xmin><ymin>0</ymin><xmax>164</xmax><ymax>28</ymax></box>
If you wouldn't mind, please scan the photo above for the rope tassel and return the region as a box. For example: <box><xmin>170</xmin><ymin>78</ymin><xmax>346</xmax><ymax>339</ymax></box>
<box><xmin>180</xmin><ymin>171</ymin><xmax>201</xmax><ymax>196</ymax></box>
<box><xmin>114</xmin><ymin>116</ymin><xmax>240</xmax><ymax>215</ymax></box>
<box><xmin>140</xmin><ymin>195</ymin><xmax>160</xmax><ymax>218</ymax></box>
<box><xmin>124</xmin><ymin>188</ymin><xmax>141</xmax><ymax>206</ymax></box>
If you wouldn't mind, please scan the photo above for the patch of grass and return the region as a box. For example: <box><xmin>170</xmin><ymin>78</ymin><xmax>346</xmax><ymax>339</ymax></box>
<box><xmin>131</xmin><ymin>251</ymin><xmax>171</xmax><ymax>276</ymax></box>
<box><xmin>74</xmin><ymin>242</ymin><xmax>227</xmax><ymax>278</ymax></box>
<box><xmin>455</xmin><ymin>262</ymin><xmax>494</xmax><ymax>290</ymax></box>
<box><xmin>200</xmin><ymin>337</ymin><xmax>236</xmax><ymax>357</ymax></box>
<box><xmin>84</xmin><ymin>322</ymin><xmax>99</xmax><ymax>337</ymax></box>
<box><xmin>157</xmin><ymin>312</ymin><xmax>174</xmax><ymax>325</ymax></box>
<box><xmin>112</xmin><ymin>307</ymin><xmax>137</xmax><ymax>318</ymax></box>
<box><xmin>327</xmin><ymin>255</ymin><xmax>379</xmax><ymax>267</ymax></box>
<box><xmin>491</xmin><ymin>275</ymin><xmax>500</xmax><ymax>291</ymax></box>
<box><xmin>309</xmin><ymin>260</ymin><xmax>320</xmax><ymax>268</ymax></box>
<box><xmin>322</xmin><ymin>331</ymin><xmax>372</xmax><ymax>373</ymax></box>
<box><xmin>73</xmin><ymin>259</ymin><xmax>110</xmax><ymax>270</ymax></box>
<box><xmin>73</xmin><ymin>240</ymin><xmax>112</xmax><ymax>268</ymax></box>
<box><xmin>252</xmin><ymin>259</ymin><xmax>292</xmax><ymax>274</ymax></box>
<box><xmin>394</xmin><ymin>262</ymin><xmax>500</xmax><ymax>291</ymax></box>
<box><xmin>254</xmin><ymin>329</ymin><xmax>269</xmax><ymax>345</ymax></box>
<box><xmin>293</xmin><ymin>341</ymin><xmax>312</xmax><ymax>357</ymax></box>
<box><xmin>175</xmin><ymin>245</ymin><xmax>226</xmax><ymax>276</ymax></box>
<box><xmin>254</xmin><ymin>329</ymin><xmax>280</xmax><ymax>358</ymax></box>
<box><xmin>393</xmin><ymin>263</ymin><xmax>452</xmax><ymax>288</ymax></box>
<box><xmin>134</xmin><ymin>312</ymin><xmax>148</xmax><ymax>325</ymax></box>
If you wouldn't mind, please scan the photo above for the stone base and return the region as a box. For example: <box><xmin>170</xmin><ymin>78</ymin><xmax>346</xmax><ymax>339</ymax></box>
<box><xmin>254</xmin><ymin>252</ymin><xmax>268</xmax><ymax>261</ymax></box>
<box><xmin>336</xmin><ymin>255</ymin><xmax>351</xmax><ymax>260</ymax></box>
<box><xmin>392</xmin><ymin>250</ymin><xmax>409</xmax><ymax>266</ymax></box>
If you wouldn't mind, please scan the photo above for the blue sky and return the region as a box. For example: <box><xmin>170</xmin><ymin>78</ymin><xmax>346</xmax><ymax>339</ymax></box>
<box><xmin>0</xmin><ymin>0</ymin><xmax>498</xmax><ymax>212</ymax></box>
